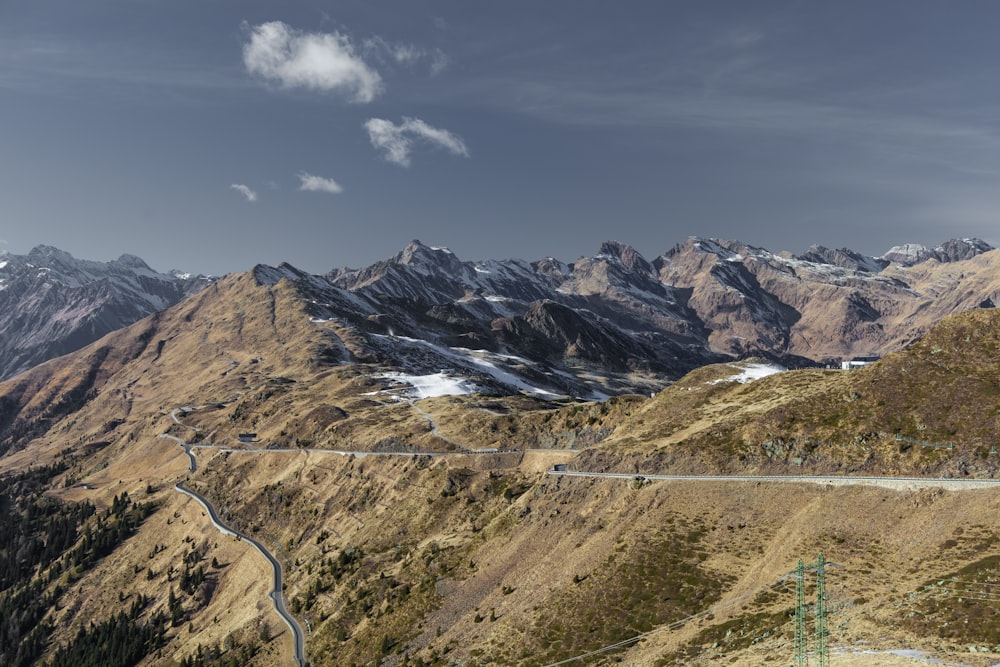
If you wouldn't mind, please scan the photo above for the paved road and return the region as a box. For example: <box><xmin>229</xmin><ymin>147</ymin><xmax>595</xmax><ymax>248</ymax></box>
<box><xmin>547</xmin><ymin>470</ymin><xmax>1000</xmax><ymax>490</ymax></box>
<box><xmin>175</xmin><ymin>482</ymin><xmax>306</xmax><ymax>667</ymax></box>
<box><xmin>159</xmin><ymin>434</ymin><xmax>197</xmax><ymax>472</ymax></box>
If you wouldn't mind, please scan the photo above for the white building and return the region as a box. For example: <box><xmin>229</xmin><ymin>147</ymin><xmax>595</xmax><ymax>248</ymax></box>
<box><xmin>841</xmin><ymin>355</ymin><xmax>879</xmax><ymax>370</ymax></box>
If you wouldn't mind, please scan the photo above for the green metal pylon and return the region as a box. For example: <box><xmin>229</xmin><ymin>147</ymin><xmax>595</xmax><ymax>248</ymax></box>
<box><xmin>791</xmin><ymin>553</ymin><xmax>833</xmax><ymax>667</ymax></box>
<box><xmin>794</xmin><ymin>558</ymin><xmax>808</xmax><ymax>667</ymax></box>
<box><xmin>814</xmin><ymin>553</ymin><xmax>828</xmax><ymax>667</ymax></box>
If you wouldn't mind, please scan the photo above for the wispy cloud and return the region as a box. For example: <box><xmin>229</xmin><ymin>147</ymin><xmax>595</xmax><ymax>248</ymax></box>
<box><xmin>362</xmin><ymin>36</ymin><xmax>448</xmax><ymax>76</ymax></box>
<box><xmin>242</xmin><ymin>21</ymin><xmax>382</xmax><ymax>103</ymax></box>
<box><xmin>364</xmin><ymin>117</ymin><xmax>469</xmax><ymax>167</ymax></box>
<box><xmin>230</xmin><ymin>183</ymin><xmax>258</xmax><ymax>202</ymax></box>
<box><xmin>430</xmin><ymin>50</ymin><xmax>449</xmax><ymax>76</ymax></box>
<box><xmin>0</xmin><ymin>36</ymin><xmax>244</xmax><ymax>94</ymax></box>
<box><xmin>297</xmin><ymin>172</ymin><xmax>343</xmax><ymax>194</ymax></box>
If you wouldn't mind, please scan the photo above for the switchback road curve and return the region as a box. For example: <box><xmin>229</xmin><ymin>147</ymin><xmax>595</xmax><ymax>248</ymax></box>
<box><xmin>175</xmin><ymin>482</ymin><xmax>306</xmax><ymax>667</ymax></box>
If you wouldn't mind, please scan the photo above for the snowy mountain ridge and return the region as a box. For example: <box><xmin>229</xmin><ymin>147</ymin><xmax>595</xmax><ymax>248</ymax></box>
<box><xmin>254</xmin><ymin>235</ymin><xmax>999</xmax><ymax>397</ymax></box>
<box><xmin>2</xmin><ymin>235</ymin><xmax>997</xmax><ymax>396</ymax></box>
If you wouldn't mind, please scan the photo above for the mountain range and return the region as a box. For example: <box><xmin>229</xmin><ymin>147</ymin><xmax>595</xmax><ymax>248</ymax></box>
<box><xmin>3</xmin><ymin>237</ymin><xmax>997</xmax><ymax>396</ymax></box>
<box><xmin>2</xmin><ymin>235</ymin><xmax>1000</xmax><ymax>665</ymax></box>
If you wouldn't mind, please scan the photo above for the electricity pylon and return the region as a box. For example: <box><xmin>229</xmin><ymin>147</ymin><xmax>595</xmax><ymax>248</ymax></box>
<box><xmin>791</xmin><ymin>553</ymin><xmax>832</xmax><ymax>667</ymax></box>
<box><xmin>794</xmin><ymin>559</ymin><xmax>808</xmax><ymax>667</ymax></box>
<box><xmin>814</xmin><ymin>553</ymin><xmax>828</xmax><ymax>667</ymax></box>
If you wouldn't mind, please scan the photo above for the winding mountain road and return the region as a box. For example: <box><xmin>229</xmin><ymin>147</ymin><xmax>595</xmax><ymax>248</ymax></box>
<box><xmin>175</xmin><ymin>481</ymin><xmax>306</xmax><ymax>667</ymax></box>
<box><xmin>166</xmin><ymin>410</ymin><xmax>305</xmax><ymax>667</ymax></box>
<box><xmin>160</xmin><ymin>434</ymin><xmax>197</xmax><ymax>472</ymax></box>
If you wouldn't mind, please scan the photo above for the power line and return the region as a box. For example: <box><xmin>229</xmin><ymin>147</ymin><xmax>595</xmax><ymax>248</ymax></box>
<box><xmin>539</xmin><ymin>580</ymin><xmax>774</xmax><ymax>667</ymax></box>
<box><xmin>540</xmin><ymin>559</ymin><xmax>843</xmax><ymax>667</ymax></box>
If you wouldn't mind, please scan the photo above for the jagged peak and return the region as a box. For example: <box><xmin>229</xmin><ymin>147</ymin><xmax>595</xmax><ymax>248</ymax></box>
<box><xmin>797</xmin><ymin>245</ymin><xmax>888</xmax><ymax>273</ymax></box>
<box><xmin>881</xmin><ymin>243</ymin><xmax>933</xmax><ymax>266</ymax></box>
<box><xmin>596</xmin><ymin>240</ymin><xmax>653</xmax><ymax>274</ymax></box>
<box><xmin>252</xmin><ymin>263</ymin><xmax>294</xmax><ymax>286</ymax></box>
<box><xmin>880</xmin><ymin>239</ymin><xmax>993</xmax><ymax>266</ymax></box>
<box><xmin>27</xmin><ymin>244</ymin><xmax>77</xmax><ymax>262</ymax></box>
<box><xmin>662</xmin><ymin>237</ymin><xmax>756</xmax><ymax>262</ymax></box>
<box><xmin>934</xmin><ymin>238</ymin><xmax>994</xmax><ymax>262</ymax></box>
<box><xmin>393</xmin><ymin>239</ymin><xmax>459</xmax><ymax>265</ymax></box>
<box><xmin>113</xmin><ymin>253</ymin><xmax>153</xmax><ymax>271</ymax></box>
<box><xmin>533</xmin><ymin>256</ymin><xmax>570</xmax><ymax>277</ymax></box>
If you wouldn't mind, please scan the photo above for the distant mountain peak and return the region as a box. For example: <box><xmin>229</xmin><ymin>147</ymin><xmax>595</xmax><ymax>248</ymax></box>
<box><xmin>28</xmin><ymin>244</ymin><xmax>73</xmax><ymax>258</ymax></box>
<box><xmin>596</xmin><ymin>240</ymin><xmax>654</xmax><ymax>275</ymax></box>
<box><xmin>934</xmin><ymin>238</ymin><xmax>993</xmax><ymax>262</ymax></box>
<box><xmin>114</xmin><ymin>253</ymin><xmax>153</xmax><ymax>270</ymax></box>
<box><xmin>796</xmin><ymin>245</ymin><xmax>888</xmax><ymax>273</ymax></box>
<box><xmin>881</xmin><ymin>238</ymin><xmax>994</xmax><ymax>266</ymax></box>
<box><xmin>394</xmin><ymin>239</ymin><xmax>458</xmax><ymax>264</ymax></box>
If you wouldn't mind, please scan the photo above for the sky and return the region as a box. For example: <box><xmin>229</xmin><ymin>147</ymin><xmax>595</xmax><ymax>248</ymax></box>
<box><xmin>2</xmin><ymin>1</ymin><xmax>1000</xmax><ymax>276</ymax></box>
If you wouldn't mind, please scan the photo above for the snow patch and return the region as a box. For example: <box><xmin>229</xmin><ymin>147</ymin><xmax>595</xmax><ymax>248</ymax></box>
<box><xmin>468</xmin><ymin>357</ymin><xmax>559</xmax><ymax>397</ymax></box>
<box><xmin>709</xmin><ymin>363</ymin><xmax>786</xmax><ymax>384</ymax></box>
<box><xmin>377</xmin><ymin>372</ymin><xmax>478</xmax><ymax>399</ymax></box>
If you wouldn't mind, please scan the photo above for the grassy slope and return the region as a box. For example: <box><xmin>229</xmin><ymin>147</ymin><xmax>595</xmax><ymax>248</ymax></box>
<box><xmin>575</xmin><ymin>309</ymin><xmax>1000</xmax><ymax>480</ymax></box>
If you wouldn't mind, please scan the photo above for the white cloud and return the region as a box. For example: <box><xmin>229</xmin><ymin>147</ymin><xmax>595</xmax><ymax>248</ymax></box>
<box><xmin>364</xmin><ymin>119</ymin><xmax>411</xmax><ymax>166</ymax></box>
<box><xmin>364</xmin><ymin>116</ymin><xmax>469</xmax><ymax>167</ymax></box>
<box><xmin>242</xmin><ymin>21</ymin><xmax>382</xmax><ymax>103</ymax></box>
<box><xmin>230</xmin><ymin>184</ymin><xmax>258</xmax><ymax>202</ymax></box>
<box><xmin>297</xmin><ymin>172</ymin><xmax>343</xmax><ymax>194</ymax></box>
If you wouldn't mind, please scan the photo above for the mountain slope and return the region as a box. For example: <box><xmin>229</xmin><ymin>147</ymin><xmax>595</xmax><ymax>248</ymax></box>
<box><xmin>0</xmin><ymin>245</ymin><xmax>212</xmax><ymax>381</ymax></box>
<box><xmin>3</xmin><ymin>269</ymin><xmax>1000</xmax><ymax>665</ymax></box>
<box><xmin>568</xmin><ymin>307</ymin><xmax>1000</xmax><ymax>481</ymax></box>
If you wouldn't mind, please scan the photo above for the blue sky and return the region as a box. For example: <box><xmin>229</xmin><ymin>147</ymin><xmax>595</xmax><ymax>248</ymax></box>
<box><xmin>2</xmin><ymin>1</ymin><xmax>1000</xmax><ymax>275</ymax></box>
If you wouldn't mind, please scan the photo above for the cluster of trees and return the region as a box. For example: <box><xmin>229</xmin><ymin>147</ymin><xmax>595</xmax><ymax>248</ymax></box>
<box><xmin>40</xmin><ymin>491</ymin><xmax>155</xmax><ymax>586</ymax></box>
<box><xmin>0</xmin><ymin>467</ymin><xmax>158</xmax><ymax>667</ymax></box>
<box><xmin>45</xmin><ymin>595</ymin><xmax>168</xmax><ymax>667</ymax></box>
<box><xmin>0</xmin><ymin>465</ymin><xmax>73</xmax><ymax>667</ymax></box>
<box><xmin>0</xmin><ymin>463</ymin><xmax>78</xmax><ymax>588</ymax></box>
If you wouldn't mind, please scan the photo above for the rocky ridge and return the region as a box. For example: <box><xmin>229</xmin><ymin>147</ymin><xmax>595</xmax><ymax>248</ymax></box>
<box><xmin>321</xmin><ymin>236</ymin><xmax>1000</xmax><ymax>389</ymax></box>
<box><xmin>0</xmin><ymin>245</ymin><xmax>212</xmax><ymax>380</ymax></box>
<box><xmin>2</xmin><ymin>236</ymin><xmax>997</xmax><ymax>399</ymax></box>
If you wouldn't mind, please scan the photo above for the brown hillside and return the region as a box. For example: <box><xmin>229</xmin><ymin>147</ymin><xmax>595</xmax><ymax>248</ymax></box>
<box><xmin>3</xmin><ymin>272</ymin><xmax>1000</xmax><ymax>665</ymax></box>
